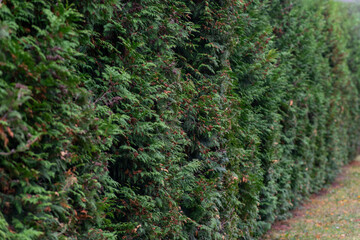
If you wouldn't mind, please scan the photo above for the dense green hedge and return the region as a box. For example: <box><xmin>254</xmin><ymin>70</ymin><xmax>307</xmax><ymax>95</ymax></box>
<box><xmin>1</xmin><ymin>0</ymin><xmax>360</xmax><ymax>239</ymax></box>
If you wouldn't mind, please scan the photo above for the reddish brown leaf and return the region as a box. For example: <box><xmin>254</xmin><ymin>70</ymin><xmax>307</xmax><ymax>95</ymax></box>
<box><xmin>0</xmin><ymin>125</ymin><xmax>9</xmax><ymax>147</ymax></box>
<box><xmin>6</xmin><ymin>127</ymin><xmax>14</xmax><ymax>138</ymax></box>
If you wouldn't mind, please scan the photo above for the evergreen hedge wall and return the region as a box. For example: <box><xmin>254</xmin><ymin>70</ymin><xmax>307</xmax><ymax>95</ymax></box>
<box><xmin>1</xmin><ymin>0</ymin><xmax>360</xmax><ymax>239</ymax></box>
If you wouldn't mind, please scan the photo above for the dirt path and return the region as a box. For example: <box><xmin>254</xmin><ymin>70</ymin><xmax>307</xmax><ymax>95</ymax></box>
<box><xmin>263</xmin><ymin>156</ymin><xmax>360</xmax><ymax>240</ymax></box>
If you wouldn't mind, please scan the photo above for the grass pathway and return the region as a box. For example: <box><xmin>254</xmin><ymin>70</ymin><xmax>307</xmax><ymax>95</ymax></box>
<box><xmin>263</xmin><ymin>156</ymin><xmax>360</xmax><ymax>240</ymax></box>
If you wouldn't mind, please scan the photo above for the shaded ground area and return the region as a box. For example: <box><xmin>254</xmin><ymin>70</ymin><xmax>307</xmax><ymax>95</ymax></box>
<box><xmin>263</xmin><ymin>156</ymin><xmax>360</xmax><ymax>240</ymax></box>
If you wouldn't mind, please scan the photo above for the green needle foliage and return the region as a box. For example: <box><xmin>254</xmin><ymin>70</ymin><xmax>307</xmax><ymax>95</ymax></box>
<box><xmin>0</xmin><ymin>0</ymin><xmax>116</xmax><ymax>239</ymax></box>
<box><xmin>1</xmin><ymin>0</ymin><xmax>360</xmax><ymax>239</ymax></box>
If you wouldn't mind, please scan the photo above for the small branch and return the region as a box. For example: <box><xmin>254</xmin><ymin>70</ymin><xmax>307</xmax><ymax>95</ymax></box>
<box><xmin>93</xmin><ymin>88</ymin><xmax>112</xmax><ymax>105</ymax></box>
<box><xmin>0</xmin><ymin>136</ymin><xmax>40</xmax><ymax>156</ymax></box>
<box><xmin>0</xmin><ymin>149</ymin><xmax>16</xmax><ymax>156</ymax></box>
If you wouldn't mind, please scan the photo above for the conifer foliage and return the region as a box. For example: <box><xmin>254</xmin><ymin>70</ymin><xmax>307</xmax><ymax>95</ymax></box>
<box><xmin>0</xmin><ymin>1</ymin><xmax>115</xmax><ymax>239</ymax></box>
<box><xmin>1</xmin><ymin>0</ymin><xmax>360</xmax><ymax>239</ymax></box>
